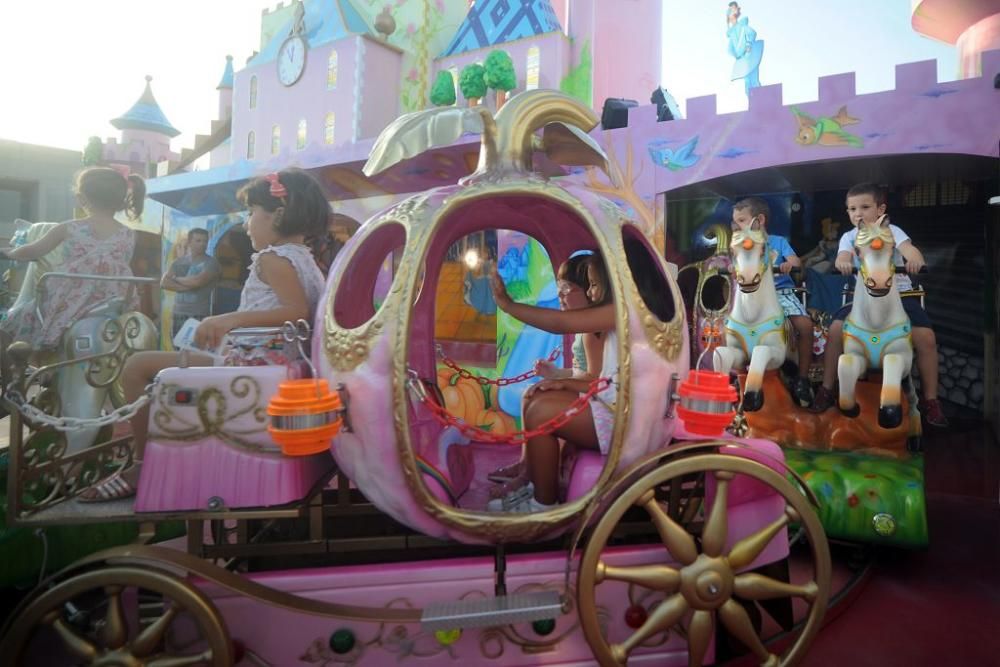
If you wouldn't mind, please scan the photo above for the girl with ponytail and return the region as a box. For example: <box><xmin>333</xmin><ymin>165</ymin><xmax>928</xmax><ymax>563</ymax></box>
<box><xmin>0</xmin><ymin>167</ymin><xmax>144</xmax><ymax>348</ymax></box>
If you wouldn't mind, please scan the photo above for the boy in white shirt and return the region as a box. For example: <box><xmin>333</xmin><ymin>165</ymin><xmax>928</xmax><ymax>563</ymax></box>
<box><xmin>811</xmin><ymin>183</ymin><xmax>947</xmax><ymax>426</ymax></box>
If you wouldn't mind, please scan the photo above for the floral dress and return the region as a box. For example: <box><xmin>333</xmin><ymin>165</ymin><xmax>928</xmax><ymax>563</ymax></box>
<box><xmin>1</xmin><ymin>221</ymin><xmax>137</xmax><ymax>349</ymax></box>
<box><xmin>222</xmin><ymin>243</ymin><xmax>327</xmax><ymax>367</ymax></box>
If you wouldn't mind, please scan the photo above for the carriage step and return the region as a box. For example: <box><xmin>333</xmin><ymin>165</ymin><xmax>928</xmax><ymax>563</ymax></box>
<box><xmin>421</xmin><ymin>591</ymin><xmax>563</xmax><ymax>631</ymax></box>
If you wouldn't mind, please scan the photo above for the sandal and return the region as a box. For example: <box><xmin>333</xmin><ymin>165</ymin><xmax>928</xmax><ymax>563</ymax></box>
<box><xmin>78</xmin><ymin>469</ymin><xmax>138</xmax><ymax>503</ymax></box>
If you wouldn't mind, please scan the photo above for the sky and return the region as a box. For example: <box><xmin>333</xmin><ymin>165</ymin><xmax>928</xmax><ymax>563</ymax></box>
<box><xmin>0</xmin><ymin>0</ymin><xmax>961</xmax><ymax>154</ymax></box>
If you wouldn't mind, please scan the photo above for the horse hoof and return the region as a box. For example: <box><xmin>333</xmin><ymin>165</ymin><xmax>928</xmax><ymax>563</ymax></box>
<box><xmin>839</xmin><ymin>403</ymin><xmax>860</xmax><ymax>418</ymax></box>
<box><xmin>743</xmin><ymin>390</ymin><xmax>764</xmax><ymax>412</ymax></box>
<box><xmin>906</xmin><ymin>436</ymin><xmax>922</xmax><ymax>453</ymax></box>
<box><xmin>878</xmin><ymin>404</ymin><xmax>902</xmax><ymax>429</ymax></box>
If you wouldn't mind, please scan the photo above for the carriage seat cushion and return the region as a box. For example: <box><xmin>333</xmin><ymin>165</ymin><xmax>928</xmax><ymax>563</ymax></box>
<box><xmin>150</xmin><ymin>364</ymin><xmax>288</xmax><ymax>451</ymax></box>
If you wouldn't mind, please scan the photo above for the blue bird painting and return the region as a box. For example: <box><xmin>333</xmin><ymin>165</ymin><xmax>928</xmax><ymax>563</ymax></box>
<box><xmin>648</xmin><ymin>136</ymin><xmax>701</xmax><ymax>170</ymax></box>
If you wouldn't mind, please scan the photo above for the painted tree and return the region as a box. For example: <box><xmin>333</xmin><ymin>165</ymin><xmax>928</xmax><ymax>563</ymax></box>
<box><xmin>82</xmin><ymin>136</ymin><xmax>104</xmax><ymax>166</ymax></box>
<box><xmin>458</xmin><ymin>63</ymin><xmax>487</xmax><ymax>106</ymax></box>
<box><xmin>429</xmin><ymin>70</ymin><xmax>457</xmax><ymax>107</ymax></box>
<box><xmin>483</xmin><ymin>50</ymin><xmax>517</xmax><ymax>108</ymax></box>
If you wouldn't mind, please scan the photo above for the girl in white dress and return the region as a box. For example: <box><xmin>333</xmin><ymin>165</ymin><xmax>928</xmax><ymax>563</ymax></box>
<box><xmin>80</xmin><ymin>169</ymin><xmax>329</xmax><ymax>501</ymax></box>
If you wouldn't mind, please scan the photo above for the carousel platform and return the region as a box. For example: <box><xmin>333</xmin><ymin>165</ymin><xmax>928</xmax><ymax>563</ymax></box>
<box><xmin>787</xmin><ymin>414</ymin><xmax>1000</xmax><ymax>666</ymax></box>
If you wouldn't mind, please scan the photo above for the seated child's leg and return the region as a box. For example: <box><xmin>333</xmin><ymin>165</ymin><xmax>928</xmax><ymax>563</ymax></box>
<box><xmin>911</xmin><ymin>326</ymin><xmax>939</xmax><ymax>400</ymax></box>
<box><xmin>901</xmin><ymin>300</ymin><xmax>939</xmax><ymax>400</ymax></box>
<box><xmin>791</xmin><ymin>315</ymin><xmax>813</xmax><ymax>378</ymax></box>
<box><xmin>523</xmin><ymin>390</ymin><xmax>599</xmax><ymax>505</ymax></box>
<box><xmin>821</xmin><ymin>320</ymin><xmax>843</xmax><ymax>389</ymax></box>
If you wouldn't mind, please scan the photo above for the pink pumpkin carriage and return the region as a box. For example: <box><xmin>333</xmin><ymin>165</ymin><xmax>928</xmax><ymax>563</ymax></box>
<box><xmin>1</xmin><ymin>91</ymin><xmax>830</xmax><ymax>667</ymax></box>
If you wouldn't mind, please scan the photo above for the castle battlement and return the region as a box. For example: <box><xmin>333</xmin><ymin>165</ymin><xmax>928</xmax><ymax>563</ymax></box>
<box><xmin>615</xmin><ymin>49</ymin><xmax>999</xmax><ymax>195</ymax></box>
<box><xmin>629</xmin><ymin>49</ymin><xmax>1000</xmax><ymax>128</ymax></box>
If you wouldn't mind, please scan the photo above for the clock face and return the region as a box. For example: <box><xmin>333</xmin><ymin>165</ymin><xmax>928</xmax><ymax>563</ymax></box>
<box><xmin>277</xmin><ymin>36</ymin><xmax>307</xmax><ymax>86</ymax></box>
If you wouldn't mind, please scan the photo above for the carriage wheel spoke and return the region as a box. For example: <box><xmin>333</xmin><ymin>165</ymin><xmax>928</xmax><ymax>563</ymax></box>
<box><xmin>99</xmin><ymin>585</ymin><xmax>128</xmax><ymax>650</ymax></box>
<box><xmin>718</xmin><ymin>599</ymin><xmax>775</xmax><ymax>664</ymax></box>
<box><xmin>612</xmin><ymin>593</ymin><xmax>688</xmax><ymax>662</ymax></box>
<box><xmin>147</xmin><ymin>650</ymin><xmax>214</xmax><ymax>667</ymax></box>
<box><xmin>596</xmin><ymin>562</ymin><xmax>681</xmax><ymax>593</ymax></box>
<box><xmin>728</xmin><ymin>506</ymin><xmax>796</xmax><ymax>570</ymax></box>
<box><xmin>43</xmin><ymin>612</ymin><xmax>98</xmax><ymax>660</ymax></box>
<box><xmin>132</xmin><ymin>604</ymin><xmax>180</xmax><ymax>657</ymax></box>
<box><xmin>687</xmin><ymin>610</ymin><xmax>713</xmax><ymax>667</ymax></box>
<box><xmin>702</xmin><ymin>472</ymin><xmax>732</xmax><ymax>557</ymax></box>
<box><xmin>639</xmin><ymin>490</ymin><xmax>697</xmax><ymax>565</ymax></box>
<box><xmin>734</xmin><ymin>574</ymin><xmax>818</xmax><ymax>602</ymax></box>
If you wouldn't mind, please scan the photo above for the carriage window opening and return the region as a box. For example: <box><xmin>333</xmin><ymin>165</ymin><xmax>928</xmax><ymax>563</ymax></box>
<box><xmin>249</xmin><ymin>75</ymin><xmax>258</xmax><ymax>109</ymax></box>
<box><xmin>701</xmin><ymin>274</ymin><xmax>731</xmax><ymax>312</ymax></box>
<box><xmin>622</xmin><ymin>229</ymin><xmax>675</xmax><ymax>322</ymax></box>
<box><xmin>333</xmin><ymin>222</ymin><xmax>407</xmax><ymax>329</ymax></box>
<box><xmin>246</xmin><ymin>131</ymin><xmax>255</xmax><ymax>159</ymax></box>
<box><xmin>270</xmin><ymin>125</ymin><xmax>280</xmax><ymax>155</ymax></box>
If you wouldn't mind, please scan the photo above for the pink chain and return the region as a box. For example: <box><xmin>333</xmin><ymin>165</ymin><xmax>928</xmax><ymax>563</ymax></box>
<box><xmin>438</xmin><ymin>347</ymin><xmax>561</xmax><ymax>387</ymax></box>
<box><xmin>417</xmin><ymin>376</ymin><xmax>612</xmax><ymax>445</ymax></box>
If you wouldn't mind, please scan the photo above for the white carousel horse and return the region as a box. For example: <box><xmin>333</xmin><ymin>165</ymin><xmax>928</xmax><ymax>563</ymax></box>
<box><xmin>4</xmin><ymin>224</ymin><xmax>157</xmax><ymax>454</ymax></box>
<box><xmin>713</xmin><ymin>220</ymin><xmax>791</xmax><ymax>411</ymax></box>
<box><xmin>837</xmin><ymin>216</ymin><xmax>914</xmax><ymax>429</ymax></box>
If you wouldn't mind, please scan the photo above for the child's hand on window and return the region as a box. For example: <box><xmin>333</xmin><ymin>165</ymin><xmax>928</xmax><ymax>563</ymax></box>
<box><xmin>489</xmin><ymin>267</ymin><xmax>513</xmax><ymax>310</ymax></box>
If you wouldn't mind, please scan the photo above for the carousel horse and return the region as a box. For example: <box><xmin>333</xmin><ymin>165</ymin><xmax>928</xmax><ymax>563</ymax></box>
<box><xmin>3</xmin><ymin>223</ymin><xmax>157</xmax><ymax>454</ymax></box>
<box><xmin>713</xmin><ymin>220</ymin><xmax>792</xmax><ymax>412</ymax></box>
<box><xmin>837</xmin><ymin>215</ymin><xmax>916</xmax><ymax>429</ymax></box>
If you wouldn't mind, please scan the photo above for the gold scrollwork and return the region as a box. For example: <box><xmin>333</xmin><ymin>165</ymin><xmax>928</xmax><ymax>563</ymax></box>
<box><xmin>151</xmin><ymin>375</ymin><xmax>271</xmax><ymax>452</ymax></box>
<box><xmin>17</xmin><ymin>439</ymin><xmax>132</xmax><ymax>514</ymax></box>
<box><xmin>322</xmin><ymin>321</ymin><xmax>384</xmax><ymax>373</ymax></box>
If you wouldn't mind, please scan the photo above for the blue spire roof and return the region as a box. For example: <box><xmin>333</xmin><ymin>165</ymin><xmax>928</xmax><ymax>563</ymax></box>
<box><xmin>440</xmin><ymin>0</ymin><xmax>562</xmax><ymax>58</ymax></box>
<box><xmin>110</xmin><ymin>76</ymin><xmax>180</xmax><ymax>138</ymax></box>
<box><xmin>217</xmin><ymin>55</ymin><xmax>234</xmax><ymax>89</ymax></box>
<box><xmin>249</xmin><ymin>0</ymin><xmax>374</xmax><ymax>66</ymax></box>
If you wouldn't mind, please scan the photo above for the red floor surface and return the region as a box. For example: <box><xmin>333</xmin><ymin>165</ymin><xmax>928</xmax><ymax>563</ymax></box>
<box><xmin>803</xmin><ymin>416</ymin><xmax>1000</xmax><ymax>666</ymax></box>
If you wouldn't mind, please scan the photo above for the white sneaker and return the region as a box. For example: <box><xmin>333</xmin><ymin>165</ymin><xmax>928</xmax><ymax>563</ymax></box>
<box><xmin>485</xmin><ymin>483</ymin><xmax>555</xmax><ymax>513</ymax></box>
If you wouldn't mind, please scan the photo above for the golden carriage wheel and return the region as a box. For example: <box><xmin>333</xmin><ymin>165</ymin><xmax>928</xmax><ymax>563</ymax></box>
<box><xmin>577</xmin><ymin>454</ymin><xmax>831</xmax><ymax>667</ymax></box>
<box><xmin>0</xmin><ymin>565</ymin><xmax>233</xmax><ymax>666</ymax></box>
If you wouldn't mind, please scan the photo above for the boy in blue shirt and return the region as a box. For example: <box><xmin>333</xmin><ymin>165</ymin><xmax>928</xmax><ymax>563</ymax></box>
<box><xmin>732</xmin><ymin>197</ymin><xmax>814</xmax><ymax>406</ymax></box>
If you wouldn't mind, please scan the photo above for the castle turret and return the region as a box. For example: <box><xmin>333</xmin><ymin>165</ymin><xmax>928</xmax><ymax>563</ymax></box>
<box><xmin>217</xmin><ymin>55</ymin><xmax>235</xmax><ymax>120</ymax></box>
<box><xmin>105</xmin><ymin>75</ymin><xmax>181</xmax><ymax>176</ymax></box>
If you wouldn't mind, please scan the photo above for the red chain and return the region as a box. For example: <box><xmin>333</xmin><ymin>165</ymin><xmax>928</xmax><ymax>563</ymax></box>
<box><xmin>438</xmin><ymin>347</ymin><xmax>561</xmax><ymax>387</ymax></box>
<box><xmin>416</xmin><ymin>376</ymin><xmax>612</xmax><ymax>445</ymax></box>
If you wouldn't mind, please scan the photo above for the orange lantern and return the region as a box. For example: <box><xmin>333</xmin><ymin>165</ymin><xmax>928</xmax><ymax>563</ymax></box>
<box><xmin>268</xmin><ymin>379</ymin><xmax>344</xmax><ymax>456</ymax></box>
<box><xmin>675</xmin><ymin>370</ymin><xmax>737</xmax><ymax>436</ymax></box>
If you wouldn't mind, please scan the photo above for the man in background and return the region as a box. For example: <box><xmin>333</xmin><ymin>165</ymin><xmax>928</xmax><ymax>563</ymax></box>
<box><xmin>162</xmin><ymin>228</ymin><xmax>221</xmax><ymax>339</ymax></box>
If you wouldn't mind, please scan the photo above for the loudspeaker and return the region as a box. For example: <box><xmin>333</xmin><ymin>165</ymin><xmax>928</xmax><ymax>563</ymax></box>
<box><xmin>651</xmin><ymin>86</ymin><xmax>682</xmax><ymax>122</ymax></box>
<box><xmin>601</xmin><ymin>98</ymin><xmax>638</xmax><ymax>130</ymax></box>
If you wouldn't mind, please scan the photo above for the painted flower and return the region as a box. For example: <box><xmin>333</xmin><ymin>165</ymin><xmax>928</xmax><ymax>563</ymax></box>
<box><xmin>406</xmin><ymin>22</ymin><xmax>416</xmax><ymax>36</ymax></box>
<box><xmin>407</xmin><ymin>68</ymin><xmax>418</xmax><ymax>82</ymax></box>
<box><xmin>435</xmin><ymin>0</ymin><xmax>445</xmax><ymax>12</ymax></box>
<box><xmin>847</xmin><ymin>493</ymin><xmax>859</xmax><ymax>508</ymax></box>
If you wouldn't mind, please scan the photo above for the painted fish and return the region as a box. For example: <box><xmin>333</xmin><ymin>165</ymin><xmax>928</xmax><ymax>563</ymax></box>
<box><xmin>792</xmin><ymin>105</ymin><xmax>863</xmax><ymax>148</ymax></box>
